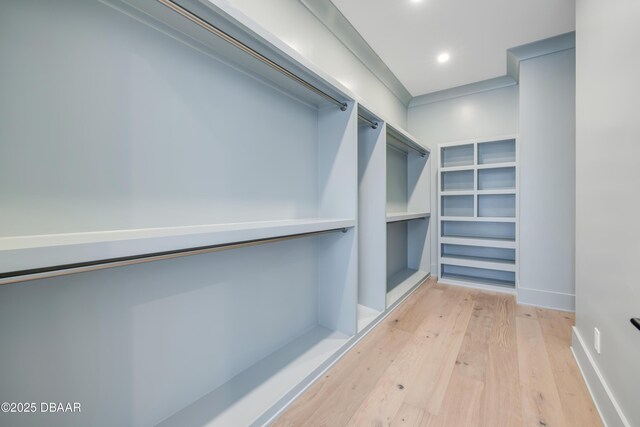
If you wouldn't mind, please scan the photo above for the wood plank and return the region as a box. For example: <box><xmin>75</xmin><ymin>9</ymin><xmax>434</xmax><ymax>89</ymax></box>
<box><xmin>276</xmin><ymin>284</ymin><xmax>603</xmax><ymax>427</ymax></box>
<box><xmin>454</xmin><ymin>292</ymin><xmax>497</xmax><ymax>382</ymax></box>
<box><xmin>296</xmin><ymin>326</ymin><xmax>412</xmax><ymax>426</ymax></box>
<box><xmin>388</xmin><ymin>287</ymin><xmax>445</xmax><ymax>333</ymax></box>
<box><xmin>516</xmin><ymin>315</ymin><xmax>567</xmax><ymax>427</ymax></box>
<box><xmin>515</xmin><ymin>303</ymin><xmax>538</xmax><ymax>319</ymax></box>
<box><xmin>421</xmin><ymin>372</ymin><xmax>484</xmax><ymax>427</ymax></box>
<box><xmin>538</xmin><ymin>312</ymin><xmax>603</xmax><ymax>427</ymax></box>
<box><xmin>479</xmin><ymin>294</ymin><xmax>522</xmax><ymax>427</ymax></box>
<box><xmin>403</xmin><ymin>287</ymin><xmax>476</xmax><ymax>415</ymax></box>
<box><xmin>346</xmin><ymin>286</ymin><xmax>465</xmax><ymax>426</ymax></box>
<box><xmin>389</xmin><ymin>403</ymin><xmax>426</xmax><ymax>427</ymax></box>
<box><xmin>272</xmin><ymin>323</ymin><xmax>409</xmax><ymax>426</ymax></box>
<box><xmin>384</xmin><ymin>278</ymin><xmax>437</xmax><ymax>333</ymax></box>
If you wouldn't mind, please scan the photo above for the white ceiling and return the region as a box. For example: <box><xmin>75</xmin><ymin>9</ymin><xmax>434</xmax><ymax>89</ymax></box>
<box><xmin>331</xmin><ymin>0</ymin><xmax>575</xmax><ymax>96</ymax></box>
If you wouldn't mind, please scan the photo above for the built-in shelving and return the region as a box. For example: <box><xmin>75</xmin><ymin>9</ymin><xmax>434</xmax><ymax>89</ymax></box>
<box><xmin>0</xmin><ymin>1</ymin><xmax>389</xmax><ymax>426</ymax></box>
<box><xmin>386</xmin><ymin>212</ymin><xmax>430</xmax><ymax>223</ymax></box>
<box><xmin>0</xmin><ymin>218</ymin><xmax>355</xmax><ymax>277</ymax></box>
<box><xmin>438</xmin><ymin>137</ymin><xmax>518</xmax><ymax>293</ymax></box>
<box><xmin>0</xmin><ymin>0</ymin><xmax>433</xmax><ymax>425</ymax></box>
<box><xmin>386</xmin><ymin>126</ymin><xmax>431</xmax><ymax>308</ymax></box>
<box><xmin>158</xmin><ymin>326</ymin><xmax>350</xmax><ymax>427</ymax></box>
<box><xmin>386</xmin><ymin>268</ymin><xmax>429</xmax><ymax>307</ymax></box>
<box><xmin>357</xmin><ymin>304</ymin><xmax>382</xmax><ymax>332</ymax></box>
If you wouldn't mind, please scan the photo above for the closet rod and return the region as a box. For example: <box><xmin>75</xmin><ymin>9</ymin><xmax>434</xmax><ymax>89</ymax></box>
<box><xmin>387</xmin><ymin>140</ymin><xmax>427</xmax><ymax>157</ymax></box>
<box><xmin>156</xmin><ymin>0</ymin><xmax>348</xmax><ymax>111</ymax></box>
<box><xmin>358</xmin><ymin>114</ymin><xmax>379</xmax><ymax>129</ymax></box>
<box><xmin>0</xmin><ymin>227</ymin><xmax>349</xmax><ymax>286</ymax></box>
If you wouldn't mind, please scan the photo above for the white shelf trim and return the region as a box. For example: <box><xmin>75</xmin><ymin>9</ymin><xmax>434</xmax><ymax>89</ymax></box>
<box><xmin>476</xmin><ymin>189</ymin><xmax>516</xmax><ymax>195</ymax></box>
<box><xmin>440</xmin><ymin>190</ymin><xmax>474</xmax><ymax>196</ymax></box>
<box><xmin>385</xmin><ymin>212</ymin><xmax>430</xmax><ymax>223</ymax></box>
<box><xmin>477</xmin><ymin>161</ymin><xmax>517</xmax><ymax>170</ymax></box>
<box><xmin>440</xmin><ymin>256</ymin><xmax>516</xmax><ymax>272</ymax></box>
<box><xmin>441</xmin><ymin>216</ymin><xmax>516</xmax><ymax>223</ymax></box>
<box><xmin>0</xmin><ymin>218</ymin><xmax>355</xmax><ymax>275</ymax></box>
<box><xmin>440</xmin><ymin>236</ymin><xmax>516</xmax><ymax>249</ymax></box>
<box><xmin>439</xmin><ymin>165</ymin><xmax>475</xmax><ymax>173</ymax></box>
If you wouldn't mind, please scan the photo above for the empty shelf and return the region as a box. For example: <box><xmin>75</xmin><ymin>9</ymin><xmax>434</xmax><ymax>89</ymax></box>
<box><xmin>0</xmin><ymin>218</ymin><xmax>355</xmax><ymax>276</ymax></box>
<box><xmin>440</xmin><ymin>236</ymin><xmax>516</xmax><ymax>249</ymax></box>
<box><xmin>386</xmin><ymin>268</ymin><xmax>428</xmax><ymax>307</ymax></box>
<box><xmin>439</xmin><ymin>272</ymin><xmax>515</xmax><ymax>290</ymax></box>
<box><xmin>440</xmin><ymin>256</ymin><xmax>516</xmax><ymax>272</ymax></box>
<box><xmin>386</xmin><ymin>212</ymin><xmax>430</xmax><ymax>223</ymax></box>
<box><xmin>439</xmin><ymin>165</ymin><xmax>475</xmax><ymax>173</ymax></box>
<box><xmin>440</xmin><ymin>191</ymin><xmax>474</xmax><ymax>196</ymax></box>
<box><xmin>477</xmin><ymin>162</ymin><xmax>516</xmax><ymax>170</ymax></box>
<box><xmin>158</xmin><ymin>326</ymin><xmax>350</xmax><ymax>427</ymax></box>
<box><xmin>440</xmin><ymin>216</ymin><xmax>516</xmax><ymax>223</ymax></box>
<box><xmin>476</xmin><ymin>189</ymin><xmax>516</xmax><ymax>195</ymax></box>
<box><xmin>357</xmin><ymin>304</ymin><xmax>382</xmax><ymax>332</ymax></box>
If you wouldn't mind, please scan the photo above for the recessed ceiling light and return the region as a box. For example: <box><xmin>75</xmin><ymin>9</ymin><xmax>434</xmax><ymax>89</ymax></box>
<box><xmin>410</xmin><ymin>0</ymin><xmax>423</xmax><ymax>3</ymax></box>
<box><xmin>437</xmin><ymin>52</ymin><xmax>450</xmax><ymax>63</ymax></box>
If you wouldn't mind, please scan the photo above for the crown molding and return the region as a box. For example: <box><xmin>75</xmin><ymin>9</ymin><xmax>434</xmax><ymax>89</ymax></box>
<box><xmin>410</xmin><ymin>31</ymin><xmax>575</xmax><ymax>107</ymax></box>
<box><xmin>299</xmin><ymin>0</ymin><xmax>412</xmax><ymax>105</ymax></box>
<box><xmin>507</xmin><ymin>31</ymin><xmax>575</xmax><ymax>81</ymax></box>
<box><xmin>409</xmin><ymin>75</ymin><xmax>517</xmax><ymax>107</ymax></box>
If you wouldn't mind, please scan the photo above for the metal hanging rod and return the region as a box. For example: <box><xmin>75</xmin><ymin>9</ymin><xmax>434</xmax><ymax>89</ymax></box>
<box><xmin>387</xmin><ymin>140</ymin><xmax>427</xmax><ymax>157</ymax></box>
<box><xmin>0</xmin><ymin>227</ymin><xmax>349</xmax><ymax>286</ymax></box>
<box><xmin>358</xmin><ymin>114</ymin><xmax>379</xmax><ymax>129</ymax></box>
<box><xmin>156</xmin><ymin>0</ymin><xmax>348</xmax><ymax>111</ymax></box>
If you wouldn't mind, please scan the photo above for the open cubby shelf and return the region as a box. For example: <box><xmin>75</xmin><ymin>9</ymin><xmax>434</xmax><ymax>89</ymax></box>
<box><xmin>440</xmin><ymin>143</ymin><xmax>474</xmax><ymax>168</ymax></box>
<box><xmin>478</xmin><ymin>194</ymin><xmax>516</xmax><ymax>218</ymax></box>
<box><xmin>477</xmin><ymin>139</ymin><xmax>516</xmax><ymax>165</ymax></box>
<box><xmin>441</xmin><ymin>169</ymin><xmax>474</xmax><ymax>191</ymax></box>
<box><xmin>438</xmin><ymin>137</ymin><xmax>518</xmax><ymax>292</ymax></box>
<box><xmin>478</xmin><ymin>167</ymin><xmax>516</xmax><ymax>190</ymax></box>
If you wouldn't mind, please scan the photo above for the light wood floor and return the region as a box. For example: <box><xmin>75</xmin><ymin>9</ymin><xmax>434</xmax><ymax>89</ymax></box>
<box><xmin>274</xmin><ymin>278</ymin><xmax>602</xmax><ymax>427</ymax></box>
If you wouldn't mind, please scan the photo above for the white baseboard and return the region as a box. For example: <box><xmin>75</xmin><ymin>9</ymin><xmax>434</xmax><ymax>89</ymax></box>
<box><xmin>516</xmin><ymin>286</ymin><xmax>575</xmax><ymax>311</ymax></box>
<box><xmin>571</xmin><ymin>327</ymin><xmax>631</xmax><ymax>427</ymax></box>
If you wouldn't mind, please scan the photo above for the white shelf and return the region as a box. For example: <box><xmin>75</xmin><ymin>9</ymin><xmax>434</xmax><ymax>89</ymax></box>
<box><xmin>0</xmin><ymin>218</ymin><xmax>355</xmax><ymax>274</ymax></box>
<box><xmin>477</xmin><ymin>162</ymin><xmax>517</xmax><ymax>170</ymax></box>
<box><xmin>386</xmin><ymin>268</ymin><xmax>429</xmax><ymax>307</ymax></box>
<box><xmin>440</xmin><ymin>190</ymin><xmax>474</xmax><ymax>196</ymax></box>
<box><xmin>385</xmin><ymin>212</ymin><xmax>430</xmax><ymax>223</ymax></box>
<box><xmin>440</xmin><ymin>256</ymin><xmax>516</xmax><ymax>272</ymax></box>
<box><xmin>438</xmin><ymin>274</ymin><xmax>516</xmax><ymax>294</ymax></box>
<box><xmin>439</xmin><ymin>165</ymin><xmax>475</xmax><ymax>173</ymax></box>
<box><xmin>440</xmin><ymin>236</ymin><xmax>516</xmax><ymax>249</ymax></box>
<box><xmin>158</xmin><ymin>326</ymin><xmax>350</xmax><ymax>427</ymax></box>
<box><xmin>357</xmin><ymin>304</ymin><xmax>382</xmax><ymax>332</ymax></box>
<box><xmin>440</xmin><ymin>216</ymin><xmax>516</xmax><ymax>223</ymax></box>
<box><xmin>476</xmin><ymin>189</ymin><xmax>516</xmax><ymax>195</ymax></box>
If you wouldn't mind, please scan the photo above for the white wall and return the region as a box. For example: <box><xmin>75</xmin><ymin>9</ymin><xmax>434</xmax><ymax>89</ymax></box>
<box><xmin>224</xmin><ymin>0</ymin><xmax>408</xmax><ymax>127</ymax></box>
<box><xmin>408</xmin><ymin>86</ymin><xmax>519</xmax><ymax>275</ymax></box>
<box><xmin>574</xmin><ymin>0</ymin><xmax>640</xmax><ymax>425</ymax></box>
<box><xmin>518</xmin><ymin>49</ymin><xmax>576</xmax><ymax>311</ymax></box>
